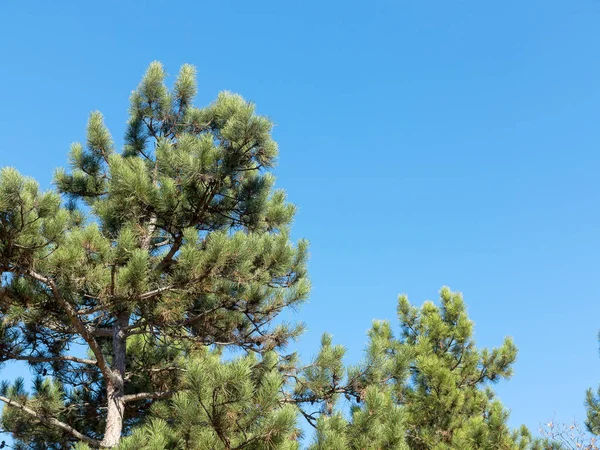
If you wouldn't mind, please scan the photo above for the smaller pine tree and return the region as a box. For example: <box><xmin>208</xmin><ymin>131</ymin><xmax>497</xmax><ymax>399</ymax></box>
<box><xmin>393</xmin><ymin>287</ymin><xmax>527</xmax><ymax>449</ymax></box>
<box><xmin>588</xmin><ymin>387</ymin><xmax>600</xmax><ymax>436</ymax></box>
<box><xmin>585</xmin><ymin>333</ymin><xmax>600</xmax><ymax>442</ymax></box>
<box><xmin>585</xmin><ymin>333</ymin><xmax>600</xmax><ymax>436</ymax></box>
<box><xmin>289</xmin><ymin>287</ymin><xmax>535</xmax><ymax>449</ymax></box>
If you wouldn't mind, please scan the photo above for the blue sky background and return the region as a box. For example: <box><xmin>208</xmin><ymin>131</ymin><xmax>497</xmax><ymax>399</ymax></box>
<box><xmin>1</xmin><ymin>0</ymin><xmax>599</xmax><ymax>444</ymax></box>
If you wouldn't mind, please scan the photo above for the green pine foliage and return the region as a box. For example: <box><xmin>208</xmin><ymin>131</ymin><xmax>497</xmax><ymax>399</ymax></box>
<box><xmin>115</xmin><ymin>350</ymin><xmax>300</xmax><ymax>450</ymax></box>
<box><xmin>0</xmin><ymin>62</ymin><xmax>541</xmax><ymax>449</ymax></box>
<box><xmin>587</xmin><ymin>386</ymin><xmax>600</xmax><ymax>436</ymax></box>
<box><xmin>308</xmin><ymin>386</ymin><xmax>408</xmax><ymax>450</ymax></box>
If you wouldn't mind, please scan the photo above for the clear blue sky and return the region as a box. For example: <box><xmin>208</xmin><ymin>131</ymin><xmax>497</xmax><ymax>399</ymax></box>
<box><xmin>1</xmin><ymin>0</ymin><xmax>599</xmax><ymax>441</ymax></box>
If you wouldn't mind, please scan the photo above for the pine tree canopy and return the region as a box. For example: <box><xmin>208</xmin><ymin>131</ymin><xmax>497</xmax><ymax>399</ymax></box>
<box><xmin>0</xmin><ymin>62</ymin><xmax>543</xmax><ymax>449</ymax></box>
<box><xmin>0</xmin><ymin>62</ymin><xmax>309</xmax><ymax>448</ymax></box>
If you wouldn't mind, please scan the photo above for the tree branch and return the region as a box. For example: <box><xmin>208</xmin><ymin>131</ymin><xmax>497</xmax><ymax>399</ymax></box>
<box><xmin>6</xmin><ymin>353</ymin><xmax>97</xmax><ymax>366</ymax></box>
<box><xmin>155</xmin><ymin>233</ymin><xmax>183</xmax><ymax>272</ymax></box>
<box><xmin>122</xmin><ymin>391</ymin><xmax>174</xmax><ymax>403</ymax></box>
<box><xmin>0</xmin><ymin>395</ymin><xmax>103</xmax><ymax>447</ymax></box>
<box><xmin>139</xmin><ymin>285</ymin><xmax>174</xmax><ymax>300</ymax></box>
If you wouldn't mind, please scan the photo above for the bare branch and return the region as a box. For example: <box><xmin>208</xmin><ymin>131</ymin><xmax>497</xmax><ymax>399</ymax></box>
<box><xmin>124</xmin><ymin>366</ymin><xmax>184</xmax><ymax>381</ymax></box>
<box><xmin>122</xmin><ymin>391</ymin><xmax>174</xmax><ymax>403</ymax></box>
<box><xmin>139</xmin><ymin>285</ymin><xmax>174</xmax><ymax>300</ymax></box>
<box><xmin>6</xmin><ymin>353</ymin><xmax>97</xmax><ymax>366</ymax></box>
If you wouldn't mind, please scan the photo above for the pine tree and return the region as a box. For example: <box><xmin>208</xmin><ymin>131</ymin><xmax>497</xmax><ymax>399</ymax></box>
<box><xmin>290</xmin><ymin>287</ymin><xmax>535</xmax><ymax>450</ymax></box>
<box><xmin>393</xmin><ymin>287</ymin><xmax>529</xmax><ymax>449</ymax></box>
<box><xmin>0</xmin><ymin>62</ymin><xmax>309</xmax><ymax>448</ymax></box>
<box><xmin>587</xmin><ymin>388</ymin><xmax>600</xmax><ymax>436</ymax></box>
<box><xmin>585</xmin><ymin>334</ymin><xmax>600</xmax><ymax>436</ymax></box>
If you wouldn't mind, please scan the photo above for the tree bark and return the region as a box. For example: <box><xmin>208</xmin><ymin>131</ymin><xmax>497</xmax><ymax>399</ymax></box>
<box><xmin>103</xmin><ymin>210</ymin><xmax>154</xmax><ymax>447</ymax></box>
<box><xmin>101</xmin><ymin>312</ymin><xmax>129</xmax><ymax>447</ymax></box>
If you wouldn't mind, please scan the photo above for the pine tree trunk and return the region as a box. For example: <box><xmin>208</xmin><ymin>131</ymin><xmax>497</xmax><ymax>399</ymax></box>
<box><xmin>101</xmin><ymin>312</ymin><xmax>129</xmax><ymax>447</ymax></box>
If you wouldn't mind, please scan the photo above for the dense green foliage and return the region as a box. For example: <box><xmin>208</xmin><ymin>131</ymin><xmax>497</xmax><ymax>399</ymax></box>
<box><xmin>117</xmin><ymin>350</ymin><xmax>300</xmax><ymax>450</ymax></box>
<box><xmin>0</xmin><ymin>62</ymin><xmax>553</xmax><ymax>449</ymax></box>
